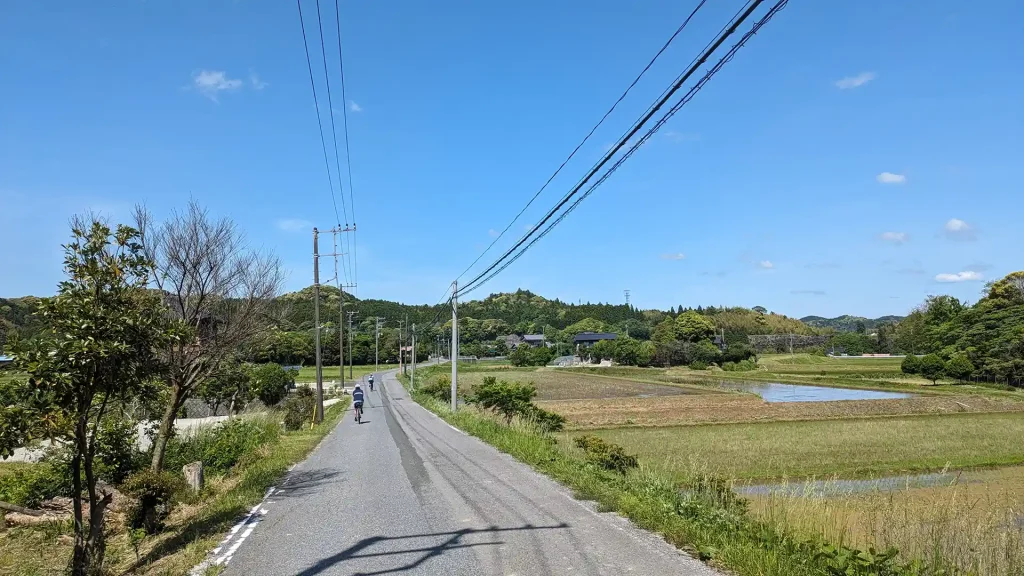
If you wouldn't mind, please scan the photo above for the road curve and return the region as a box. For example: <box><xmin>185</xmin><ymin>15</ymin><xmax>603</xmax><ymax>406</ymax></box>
<box><xmin>220</xmin><ymin>369</ymin><xmax>719</xmax><ymax>576</ymax></box>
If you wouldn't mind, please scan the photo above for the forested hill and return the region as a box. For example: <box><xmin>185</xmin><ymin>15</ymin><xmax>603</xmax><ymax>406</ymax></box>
<box><xmin>800</xmin><ymin>314</ymin><xmax>905</xmax><ymax>332</ymax></box>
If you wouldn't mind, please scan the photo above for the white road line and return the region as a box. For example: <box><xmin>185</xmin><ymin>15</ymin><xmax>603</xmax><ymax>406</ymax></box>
<box><xmin>189</xmin><ymin>487</ymin><xmax>276</xmax><ymax>575</ymax></box>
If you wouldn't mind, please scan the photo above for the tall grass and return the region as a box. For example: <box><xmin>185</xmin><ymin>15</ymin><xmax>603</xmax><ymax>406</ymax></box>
<box><xmin>755</xmin><ymin>473</ymin><xmax>1024</xmax><ymax>576</ymax></box>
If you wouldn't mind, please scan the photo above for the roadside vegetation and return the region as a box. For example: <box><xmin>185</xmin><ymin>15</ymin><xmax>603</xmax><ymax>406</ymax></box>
<box><xmin>408</xmin><ymin>363</ymin><xmax>1020</xmax><ymax>575</ymax></box>
<box><xmin>0</xmin><ymin>205</ymin><xmax>345</xmax><ymax>575</ymax></box>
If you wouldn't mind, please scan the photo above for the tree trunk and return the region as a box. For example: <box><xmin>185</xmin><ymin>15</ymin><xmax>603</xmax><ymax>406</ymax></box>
<box><xmin>150</xmin><ymin>383</ymin><xmax>184</xmax><ymax>472</ymax></box>
<box><xmin>70</xmin><ymin>415</ymin><xmax>90</xmax><ymax>575</ymax></box>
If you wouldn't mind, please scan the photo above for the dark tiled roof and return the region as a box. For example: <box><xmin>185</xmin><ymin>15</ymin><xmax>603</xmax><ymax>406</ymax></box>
<box><xmin>572</xmin><ymin>332</ymin><xmax>618</xmax><ymax>343</ymax></box>
<box><xmin>523</xmin><ymin>334</ymin><xmax>545</xmax><ymax>341</ymax></box>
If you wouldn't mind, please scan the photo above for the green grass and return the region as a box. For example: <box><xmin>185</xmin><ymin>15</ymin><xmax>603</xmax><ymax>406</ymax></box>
<box><xmin>295</xmin><ymin>364</ymin><xmax>396</xmax><ymax>382</ymax></box>
<box><xmin>439</xmin><ymin>368</ymin><xmax>713</xmax><ymax>401</ymax></box>
<box><xmin>587</xmin><ymin>413</ymin><xmax>1024</xmax><ymax>481</ymax></box>
<box><xmin>0</xmin><ymin>399</ymin><xmax>350</xmax><ymax>576</ymax></box>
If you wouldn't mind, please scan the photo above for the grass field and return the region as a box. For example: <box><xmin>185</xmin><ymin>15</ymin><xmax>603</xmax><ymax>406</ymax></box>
<box><xmin>586</xmin><ymin>412</ymin><xmax>1024</xmax><ymax>481</ymax></box>
<box><xmin>430</xmin><ymin>367</ymin><xmax>716</xmax><ymax>401</ymax></box>
<box><xmin>295</xmin><ymin>364</ymin><xmax>397</xmax><ymax>382</ymax></box>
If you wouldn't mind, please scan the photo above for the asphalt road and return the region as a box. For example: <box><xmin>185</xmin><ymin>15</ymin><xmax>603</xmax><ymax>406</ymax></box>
<box><xmin>219</xmin><ymin>369</ymin><xmax>719</xmax><ymax>576</ymax></box>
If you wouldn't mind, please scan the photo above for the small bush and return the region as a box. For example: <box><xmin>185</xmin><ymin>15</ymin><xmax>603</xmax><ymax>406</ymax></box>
<box><xmin>250</xmin><ymin>363</ymin><xmax>293</xmax><ymax>407</ymax></box>
<box><xmin>472</xmin><ymin>376</ymin><xmax>536</xmax><ymax>424</ymax></box>
<box><xmin>123</xmin><ymin>470</ymin><xmax>186</xmax><ymax>533</ymax></box>
<box><xmin>164</xmin><ymin>417</ymin><xmax>279</xmax><ymax>474</ymax></box>
<box><xmin>689</xmin><ymin>360</ymin><xmax>708</xmax><ymax>370</ymax></box>
<box><xmin>282</xmin><ymin>388</ymin><xmax>317</xmax><ymax>431</ymax></box>
<box><xmin>95</xmin><ymin>415</ymin><xmax>146</xmax><ymax>484</ymax></box>
<box><xmin>573</xmin><ymin>435</ymin><xmax>638</xmax><ymax>474</ymax></box>
<box><xmin>420</xmin><ymin>374</ymin><xmax>453</xmax><ymax>402</ymax></box>
<box><xmin>722</xmin><ymin>359</ymin><xmax>756</xmax><ymax>372</ymax></box>
<box><xmin>524</xmin><ymin>405</ymin><xmax>566</xmax><ymax>433</ymax></box>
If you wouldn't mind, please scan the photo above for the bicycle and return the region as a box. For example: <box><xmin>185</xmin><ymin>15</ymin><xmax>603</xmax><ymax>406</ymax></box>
<box><xmin>354</xmin><ymin>402</ymin><xmax>363</xmax><ymax>423</ymax></box>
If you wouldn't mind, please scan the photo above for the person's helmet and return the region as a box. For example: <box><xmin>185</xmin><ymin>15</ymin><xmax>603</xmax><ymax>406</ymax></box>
<box><xmin>353</xmin><ymin>383</ymin><xmax>361</xmax><ymax>389</ymax></box>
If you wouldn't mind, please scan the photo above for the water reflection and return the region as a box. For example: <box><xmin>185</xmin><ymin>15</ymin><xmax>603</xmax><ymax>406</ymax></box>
<box><xmin>721</xmin><ymin>381</ymin><xmax>913</xmax><ymax>403</ymax></box>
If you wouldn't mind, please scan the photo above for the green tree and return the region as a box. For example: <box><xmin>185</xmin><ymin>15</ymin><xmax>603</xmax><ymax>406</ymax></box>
<box><xmin>944</xmin><ymin>354</ymin><xmax>975</xmax><ymax>383</ymax></box>
<box><xmin>919</xmin><ymin>354</ymin><xmax>946</xmax><ymax>384</ymax></box>
<box><xmin>900</xmin><ymin>354</ymin><xmax>921</xmax><ymax>375</ymax></box>
<box><xmin>249</xmin><ymin>363</ymin><xmax>293</xmax><ymax>407</ymax></box>
<box><xmin>2</xmin><ymin>219</ymin><xmax>169</xmax><ymax>575</ymax></box>
<box><xmin>508</xmin><ymin>345</ymin><xmax>532</xmax><ymax>367</ymax></box>
<box><xmin>675</xmin><ymin>311</ymin><xmax>716</xmax><ymax>342</ymax></box>
<box><xmin>590</xmin><ymin>339</ymin><xmax>616</xmax><ymax>361</ymax></box>
<box><xmin>529</xmin><ymin>345</ymin><xmax>555</xmax><ymax>366</ymax></box>
<box><xmin>691</xmin><ymin>340</ymin><xmax>723</xmax><ymax>366</ymax></box>
<box><xmin>198</xmin><ymin>363</ymin><xmax>251</xmax><ymax>415</ymax></box>
<box><xmin>651</xmin><ymin>317</ymin><xmax>678</xmax><ymax>344</ymax></box>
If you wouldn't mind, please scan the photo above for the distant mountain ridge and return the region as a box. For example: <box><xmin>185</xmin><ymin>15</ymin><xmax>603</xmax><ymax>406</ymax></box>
<box><xmin>800</xmin><ymin>314</ymin><xmax>904</xmax><ymax>332</ymax></box>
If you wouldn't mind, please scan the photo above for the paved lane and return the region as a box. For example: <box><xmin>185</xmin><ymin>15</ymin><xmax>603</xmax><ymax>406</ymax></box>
<box><xmin>220</xmin><ymin>369</ymin><xmax>718</xmax><ymax>575</ymax></box>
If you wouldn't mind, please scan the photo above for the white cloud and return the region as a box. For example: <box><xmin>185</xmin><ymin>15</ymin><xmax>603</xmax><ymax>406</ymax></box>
<box><xmin>759</xmin><ymin>260</ymin><xmax>774</xmax><ymax>269</ymax></box>
<box><xmin>943</xmin><ymin>218</ymin><xmax>977</xmax><ymax>241</ymax></box>
<box><xmin>276</xmin><ymin>218</ymin><xmax>312</xmax><ymax>233</ymax></box>
<box><xmin>876</xmin><ymin>172</ymin><xmax>906</xmax><ymax>184</ymax></box>
<box><xmin>192</xmin><ymin>70</ymin><xmax>243</xmax><ymax>101</ymax></box>
<box><xmin>835</xmin><ymin>71</ymin><xmax>876</xmax><ymax>89</ymax></box>
<box><xmin>935</xmin><ymin>271</ymin><xmax>983</xmax><ymax>283</ymax></box>
<box><xmin>249</xmin><ymin>72</ymin><xmax>268</xmax><ymax>90</ymax></box>
<box><xmin>487</xmin><ymin>229</ymin><xmax>500</xmax><ymax>238</ymax></box>
<box><xmin>350</xmin><ymin>101</ymin><xmax>363</xmax><ymax>112</ymax></box>
<box><xmin>880</xmin><ymin>231</ymin><xmax>908</xmax><ymax>244</ymax></box>
<box><xmin>660</xmin><ymin>253</ymin><xmax>686</xmax><ymax>261</ymax></box>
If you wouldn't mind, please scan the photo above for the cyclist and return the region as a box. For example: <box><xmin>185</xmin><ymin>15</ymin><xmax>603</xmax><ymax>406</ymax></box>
<box><xmin>368</xmin><ymin>374</ymin><xmax>375</xmax><ymax>391</ymax></box>
<box><xmin>352</xmin><ymin>383</ymin><xmax>365</xmax><ymax>422</ymax></box>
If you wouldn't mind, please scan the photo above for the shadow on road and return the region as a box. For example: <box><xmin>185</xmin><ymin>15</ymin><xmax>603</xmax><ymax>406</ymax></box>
<box><xmin>274</xmin><ymin>468</ymin><xmax>342</xmax><ymax>499</ymax></box>
<box><xmin>293</xmin><ymin>523</ymin><xmax>570</xmax><ymax>576</ymax></box>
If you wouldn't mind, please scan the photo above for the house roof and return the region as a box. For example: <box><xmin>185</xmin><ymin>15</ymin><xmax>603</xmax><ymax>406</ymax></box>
<box><xmin>572</xmin><ymin>332</ymin><xmax>618</xmax><ymax>343</ymax></box>
<box><xmin>0</xmin><ymin>355</ymin><xmax>13</xmax><ymax>363</ymax></box>
<box><xmin>523</xmin><ymin>334</ymin><xmax>545</xmax><ymax>341</ymax></box>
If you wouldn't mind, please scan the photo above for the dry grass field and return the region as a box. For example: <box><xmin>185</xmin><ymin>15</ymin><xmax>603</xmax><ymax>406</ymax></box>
<box><xmin>451</xmin><ymin>368</ymin><xmax>717</xmax><ymax>401</ymax></box>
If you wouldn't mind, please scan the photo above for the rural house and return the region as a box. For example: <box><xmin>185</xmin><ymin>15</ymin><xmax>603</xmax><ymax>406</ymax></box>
<box><xmin>572</xmin><ymin>332</ymin><xmax>617</xmax><ymax>348</ymax></box>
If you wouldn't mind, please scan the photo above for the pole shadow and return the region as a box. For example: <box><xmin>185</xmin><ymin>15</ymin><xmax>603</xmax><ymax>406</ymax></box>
<box><xmin>294</xmin><ymin>523</ymin><xmax>569</xmax><ymax>576</ymax></box>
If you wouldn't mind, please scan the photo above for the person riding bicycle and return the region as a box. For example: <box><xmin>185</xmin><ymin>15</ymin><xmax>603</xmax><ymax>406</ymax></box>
<box><xmin>352</xmin><ymin>383</ymin><xmax>365</xmax><ymax>421</ymax></box>
<box><xmin>368</xmin><ymin>374</ymin><xmax>374</xmax><ymax>391</ymax></box>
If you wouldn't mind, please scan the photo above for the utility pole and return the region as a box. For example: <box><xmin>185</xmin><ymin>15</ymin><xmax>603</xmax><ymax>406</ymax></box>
<box><xmin>411</xmin><ymin>324</ymin><xmax>416</xmax><ymax>390</ymax></box>
<box><xmin>403</xmin><ymin>314</ymin><xmax>409</xmax><ymax>376</ymax></box>
<box><xmin>347</xmin><ymin>311</ymin><xmax>356</xmax><ymax>379</ymax></box>
<box><xmin>451</xmin><ymin>280</ymin><xmax>458</xmax><ymax>411</ymax></box>
<box><xmin>397</xmin><ymin>319</ymin><xmax>406</xmax><ymax>375</ymax></box>
<box><xmin>312</xmin><ymin>228</ymin><xmax>324</xmax><ymax>423</ymax></box>
<box><xmin>339</xmin><ymin>283</ymin><xmax>345</xmax><ymax>392</ymax></box>
<box><xmin>374</xmin><ymin>317</ymin><xmax>384</xmax><ymax>374</ymax></box>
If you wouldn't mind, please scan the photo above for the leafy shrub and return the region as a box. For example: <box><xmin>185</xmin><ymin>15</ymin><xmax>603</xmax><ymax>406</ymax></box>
<box><xmin>123</xmin><ymin>470</ymin><xmax>186</xmax><ymax>533</ymax></box>
<box><xmin>722</xmin><ymin>359</ymin><xmax>756</xmax><ymax>372</ymax></box>
<box><xmin>573</xmin><ymin>435</ymin><xmax>638</xmax><ymax>474</ymax></box>
<box><xmin>282</xmin><ymin>388</ymin><xmax>316</xmax><ymax>431</ymax></box>
<box><xmin>0</xmin><ymin>461</ymin><xmax>71</xmax><ymax>507</ymax></box>
<box><xmin>472</xmin><ymin>376</ymin><xmax>536</xmax><ymax>424</ymax></box>
<box><xmin>163</xmin><ymin>417</ymin><xmax>279</xmax><ymax>474</ymax></box>
<box><xmin>249</xmin><ymin>363</ymin><xmax>293</xmax><ymax>407</ymax></box>
<box><xmin>721</xmin><ymin>343</ymin><xmax>756</xmax><ymax>364</ymax></box>
<box><xmin>95</xmin><ymin>415</ymin><xmax>146</xmax><ymax>484</ymax></box>
<box><xmin>689</xmin><ymin>361</ymin><xmax>708</xmax><ymax>370</ymax></box>
<box><xmin>900</xmin><ymin>354</ymin><xmax>921</xmax><ymax>375</ymax></box>
<box><xmin>524</xmin><ymin>405</ymin><xmax>566</xmax><ymax>433</ymax></box>
<box><xmin>420</xmin><ymin>374</ymin><xmax>453</xmax><ymax>402</ymax></box>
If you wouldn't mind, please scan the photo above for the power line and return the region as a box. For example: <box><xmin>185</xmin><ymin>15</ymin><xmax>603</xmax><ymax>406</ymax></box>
<box><xmin>296</xmin><ymin>0</ymin><xmax>344</xmax><ymax>244</ymax></box>
<box><xmin>458</xmin><ymin>0</ymin><xmax>787</xmax><ymax>298</ymax></box>
<box><xmin>454</xmin><ymin>0</ymin><xmax>710</xmax><ymax>284</ymax></box>
<box><xmin>333</xmin><ymin>0</ymin><xmax>358</xmax><ymax>292</ymax></box>
<box><xmin>312</xmin><ymin>0</ymin><xmax>354</xmax><ymax>286</ymax></box>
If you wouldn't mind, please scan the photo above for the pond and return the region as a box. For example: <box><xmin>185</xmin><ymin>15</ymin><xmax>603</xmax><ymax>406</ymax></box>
<box><xmin>735</xmin><ymin>471</ymin><xmax>958</xmax><ymax>498</ymax></box>
<box><xmin>721</xmin><ymin>381</ymin><xmax>913</xmax><ymax>403</ymax></box>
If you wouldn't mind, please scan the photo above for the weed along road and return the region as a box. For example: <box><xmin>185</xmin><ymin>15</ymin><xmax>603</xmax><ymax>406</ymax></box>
<box><xmin>219</xmin><ymin>370</ymin><xmax>717</xmax><ymax>575</ymax></box>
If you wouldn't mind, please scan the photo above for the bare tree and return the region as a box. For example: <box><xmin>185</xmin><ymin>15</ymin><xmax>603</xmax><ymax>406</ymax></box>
<box><xmin>134</xmin><ymin>201</ymin><xmax>283</xmax><ymax>471</ymax></box>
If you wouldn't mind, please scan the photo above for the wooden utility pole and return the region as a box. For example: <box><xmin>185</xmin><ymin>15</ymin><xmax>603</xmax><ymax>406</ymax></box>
<box><xmin>451</xmin><ymin>281</ymin><xmax>458</xmax><ymax>411</ymax></box>
<box><xmin>411</xmin><ymin>324</ymin><xmax>416</xmax><ymax>390</ymax></box>
<box><xmin>346</xmin><ymin>311</ymin><xmax>356</xmax><ymax>379</ymax></box>
<box><xmin>312</xmin><ymin>228</ymin><xmax>323</xmax><ymax>423</ymax></box>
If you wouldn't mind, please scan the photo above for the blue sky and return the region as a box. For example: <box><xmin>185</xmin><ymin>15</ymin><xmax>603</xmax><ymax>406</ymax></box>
<box><xmin>2</xmin><ymin>0</ymin><xmax>1021</xmax><ymax>318</ymax></box>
